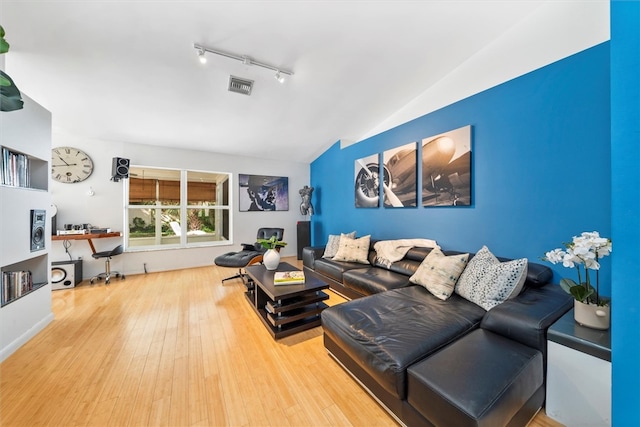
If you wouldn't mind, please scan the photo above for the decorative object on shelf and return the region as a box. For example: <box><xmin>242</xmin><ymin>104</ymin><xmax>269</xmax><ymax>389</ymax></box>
<box><xmin>263</xmin><ymin>249</ymin><xmax>280</xmax><ymax>270</ymax></box>
<box><xmin>299</xmin><ymin>185</ymin><xmax>314</xmax><ymax>215</ymax></box>
<box><xmin>0</xmin><ymin>25</ymin><xmax>24</xmax><ymax>112</ymax></box>
<box><xmin>51</xmin><ymin>147</ymin><xmax>94</xmax><ymax>183</ymax></box>
<box><xmin>574</xmin><ymin>299</ymin><xmax>611</xmax><ymax>330</ymax></box>
<box><xmin>257</xmin><ymin>235</ymin><xmax>287</xmax><ymax>271</ymax></box>
<box><xmin>544</xmin><ymin>231</ymin><xmax>612</xmax><ymax>330</ymax></box>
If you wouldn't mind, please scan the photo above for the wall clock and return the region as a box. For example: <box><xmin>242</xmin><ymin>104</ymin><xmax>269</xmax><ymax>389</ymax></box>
<box><xmin>51</xmin><ymin>146</ymin><xmax>94</xmax><ymax>183</ymax></box>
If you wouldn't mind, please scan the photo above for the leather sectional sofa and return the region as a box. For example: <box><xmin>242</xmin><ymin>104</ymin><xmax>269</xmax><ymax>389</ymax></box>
<box><xmin>302</xmin><ymin>240</ymin><xmax>572</xmax><ymax>427</ymax></box>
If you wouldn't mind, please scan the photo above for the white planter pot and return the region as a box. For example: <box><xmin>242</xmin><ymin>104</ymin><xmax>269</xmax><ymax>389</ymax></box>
<box><xmin>263</xmin><ymin>249</ymin><xmax>280</xmax><ymax>270</ymax></box>
<box><xmin>574</xmin><ymin>300</ymin><xmax>610</xmax><ymax>330</ymax></box>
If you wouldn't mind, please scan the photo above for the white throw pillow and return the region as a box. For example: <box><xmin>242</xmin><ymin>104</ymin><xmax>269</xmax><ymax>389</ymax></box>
<box><xmin>323</xmin><ymin>231</ymin><xmax>356</xmax><ymax>258</ymax></box>
<box><xmin>332</xmin><ymin>235</ymin><xmax>371</xmax><ymax>264</ymax></box>
<box><xmin>454</xmin><ymin>245</ymin><xmax>528</xmax><ymax>310</ymax></box>
<box><xmin>409</xmin><ymin>248</ymin><xmax>469</xmax><ymax>300</ymax></box>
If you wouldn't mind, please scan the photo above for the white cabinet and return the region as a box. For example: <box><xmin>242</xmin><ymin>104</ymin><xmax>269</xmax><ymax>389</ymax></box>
<box><xmin>0</xmin><ymin>94</ymin><xmax>54</xmax><ymax>362</ymax></box>
<box><xmin>546</xmin><ymin>309</ymin><xmax>611</xmax><ymax>426</ymax></box>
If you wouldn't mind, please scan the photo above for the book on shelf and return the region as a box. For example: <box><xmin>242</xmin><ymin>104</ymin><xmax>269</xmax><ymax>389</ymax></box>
<box><xmin>1</xmin><ymin>147</ymin><xmax>31</xmax><ymax>188</ymax></box>
<box><xmin>1</xmin><ymin>270</ymin><xmax>33</xmax><ymax>305</ymax></box>
<box><xmin>273</xmin><ymin>270</ymin><xmax>305</xmax><ymax>285</ymax></box>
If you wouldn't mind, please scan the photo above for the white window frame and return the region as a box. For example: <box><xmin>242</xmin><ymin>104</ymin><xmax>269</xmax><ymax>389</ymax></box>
<box><xmin>124</xmin><ymin>166</ymin><xmax>232</xmax><ymax>251</ymax></box>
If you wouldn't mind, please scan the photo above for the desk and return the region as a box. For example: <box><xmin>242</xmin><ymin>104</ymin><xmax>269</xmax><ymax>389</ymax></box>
<box><xmin>52</xmin><ymin>232</ymin><xmax>122</xmax><ymax>254</ymax></box>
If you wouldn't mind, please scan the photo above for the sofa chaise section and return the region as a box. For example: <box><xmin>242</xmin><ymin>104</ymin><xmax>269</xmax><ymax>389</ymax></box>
<box><xmin>322</xmin><ymin>285</ymin><xmax>486</xmax><ymax>400</ymax></box>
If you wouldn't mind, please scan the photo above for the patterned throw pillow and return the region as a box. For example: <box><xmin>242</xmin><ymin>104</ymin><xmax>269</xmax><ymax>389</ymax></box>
<box><xmin>332</xmin><ymin>235</ymin><xmax>371</xmax><ymax>264</ymax></box>
<box><xmin>454</xmin><ymin>246</ymin><xmax>528</xmax><ymax>311</ymax></box>
<box><xmin>323</xmin><ymin>231</ymin><xmax>357</xmax><ymax>258</ymax></box>
<box><xmin>409</xmin><ymin>248</ymin><xmax>469</xmax><ymax>300</ymax></box>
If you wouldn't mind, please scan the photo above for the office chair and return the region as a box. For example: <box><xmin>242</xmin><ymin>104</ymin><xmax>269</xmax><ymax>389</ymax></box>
<box><xmin>214</xmin><ymin>227</ymin><xmax>284</xmax><ymax>285</ymax></box>
<box><xmin>90</xmin><ymin>244</ymin><xmax>125</xmax><ymax>285</ymax></box>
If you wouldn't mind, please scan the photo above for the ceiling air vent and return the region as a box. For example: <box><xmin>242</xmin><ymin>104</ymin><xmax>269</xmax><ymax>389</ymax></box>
<box><xmin>228</xmin><ymin>76</ymin><xmax>254</xmax><ymax>96</ymax></box>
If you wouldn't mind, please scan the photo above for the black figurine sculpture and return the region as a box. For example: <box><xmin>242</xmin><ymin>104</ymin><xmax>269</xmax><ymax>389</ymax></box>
<box><xmin>299</xmin><ymin>185</ymin><xmax>314</xmax><ymax>216</ymax></box>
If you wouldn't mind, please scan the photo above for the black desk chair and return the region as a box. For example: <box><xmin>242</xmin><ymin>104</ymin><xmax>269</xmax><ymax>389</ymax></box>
<box><xmin>214</xmin><ymin>227</ymin><xmax>284</xmax><ymax>285</ymax></box>
<box><xmin>90</xmin><ymin>244</ymin><xmax>125</xmax><ymax>285</ymax></box>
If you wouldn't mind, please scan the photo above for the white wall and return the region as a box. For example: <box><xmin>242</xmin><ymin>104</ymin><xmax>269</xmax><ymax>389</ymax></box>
<box><xmin>1</xmin><ymin>93</ymin><xmax>54</xmax><ymax>362</ymax></box>
<box><xmin>50</xmin><ymin>130</ymin><xmax>310</xmax><ymax>279</ymax></box>
<box><xmin>356</xmin><ymin>0</ymin><xmax>610</xmax><ymax>144</ymax></box>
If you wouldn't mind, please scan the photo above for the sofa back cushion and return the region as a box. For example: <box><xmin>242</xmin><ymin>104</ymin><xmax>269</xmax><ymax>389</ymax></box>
<box><xmin>314</xmin><ymin>258</ymin><xmax>369</xmax><ymax>283</ymax></box>
<box><xmin>371</xmin><ymin>246</ymin><xmax>435</xmax><ymax>276</ymax></box>
<box><xmin>343</xmin><ymin>267</ymin><xmax>411</xmax><ymax>296</ymax></box>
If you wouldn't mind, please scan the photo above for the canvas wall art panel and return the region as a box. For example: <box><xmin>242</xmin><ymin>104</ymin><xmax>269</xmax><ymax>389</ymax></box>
<box><xmin>239</xmin><ymin>174</ymin><xmax>289</xmax><ymax>211</ymax></box>
<box><xmin>354</xmin><ymin>154</ymin><xmax>382</xmax><ymax>208</ymax></box>
<box><xmin>383</xmin><ymin>142</ymin><xmax>418</xmax><ymax>207</ymax></box>
<box><xmin>422</xmin><ymin>125</ymin><xmax>472</xmax><ymax>206</ymax></box>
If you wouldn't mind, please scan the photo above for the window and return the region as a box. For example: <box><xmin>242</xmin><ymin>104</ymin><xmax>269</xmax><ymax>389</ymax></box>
<box><xmin>125</xmin><ymin>167</ymin><xmax>231</xmax><ymax>250</ymax></box>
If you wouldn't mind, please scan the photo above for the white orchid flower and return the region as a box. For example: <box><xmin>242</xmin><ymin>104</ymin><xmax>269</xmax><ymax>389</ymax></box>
<box><xmin>562</xmin><ymin>252</ymin><xmax>580</xmax><ymax>268</ymax></box>
<box><xmin>584</xmin><ymin>258</ymin><xmax>600</xmax><ymax>270</ymax></box>
<box><xmin>543</xmin><ymin>230</ymin><xmax>611</xmax><ymax>306</ymax></box>
<box><xmin>545</xmin><ymin>248</ymin><xmax>565</xmax><ymax>264</ymax></box>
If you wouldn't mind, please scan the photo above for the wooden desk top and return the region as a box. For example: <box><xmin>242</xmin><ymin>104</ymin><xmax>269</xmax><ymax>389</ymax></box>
<box><xmin>52</xmin><ymin>232</ymin><xmax>122</xmax><ymax>241</ymax></box>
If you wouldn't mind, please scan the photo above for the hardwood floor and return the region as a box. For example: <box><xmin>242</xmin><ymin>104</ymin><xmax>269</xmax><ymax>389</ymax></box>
<box><xmin>0</xmin><ymin>257</ymin><xmax>562</xmax><ymax>426</ymax></box>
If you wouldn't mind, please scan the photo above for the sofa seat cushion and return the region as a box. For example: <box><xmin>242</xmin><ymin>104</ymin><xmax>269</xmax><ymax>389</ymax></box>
<box><xmin>321</xmin><ymin>285</ymin><xmax>485</xmax><ymax>400</ymax></box>
<box><xmin>342</xmin><ymin>267</ymin><xmax>411</xmax><ymax>296</ymax></box>
<box><xmin>313</xmin><ymin>258</ymin><xmax>370</xmax><ymax>283</ymax></box>
<box><xmin>407</xmin><ymin>329</ymin><xmax>543</xmax><ymax>427</ymax></box>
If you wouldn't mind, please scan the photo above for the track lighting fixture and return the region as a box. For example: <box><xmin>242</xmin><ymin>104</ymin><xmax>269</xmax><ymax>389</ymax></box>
<box><xmin>193</xmin><ymin>43</ymin><xmax>293</xmax><ymax>80</ymax></box>
<box><xmin>197</xmin><ymin>48</ymin><xmax>207</xmax><ymax>64</ymax></box>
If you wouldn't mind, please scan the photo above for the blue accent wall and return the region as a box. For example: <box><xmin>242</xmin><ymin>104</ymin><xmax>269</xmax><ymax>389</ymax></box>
<box><xmin>311</xmin><ymin>42</ymin><xmax>611</xmax><ymax>294</ymax></box>
<box><xmin>611</xmin><ymin>1</ymin><xmax>640</xmax><ymax>424</ymax></box>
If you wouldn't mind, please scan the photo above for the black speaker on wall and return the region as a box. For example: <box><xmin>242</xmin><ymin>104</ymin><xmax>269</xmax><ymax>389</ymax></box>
<box><xmin>30</xmin><ymin>209</ymin><xmax>46</xmax><ymax>252</ymax></box>
<box><xmin>111</xmin><ymin>157</ymin><xmax>130</xmax><ymax>182</ymax></box>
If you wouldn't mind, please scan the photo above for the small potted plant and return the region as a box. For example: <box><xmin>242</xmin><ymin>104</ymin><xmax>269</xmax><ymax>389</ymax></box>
<box><xmin>544</xmin><ymin>231</ymin><xmax>612</xmax><ymax>330</ymax></box>
<box><xmin>257</xmin><ymin>235</ymin><xmax>287</xmax><ymax>270</ymax></box>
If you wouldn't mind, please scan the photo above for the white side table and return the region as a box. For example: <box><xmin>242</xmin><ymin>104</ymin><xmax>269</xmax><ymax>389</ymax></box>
<box><xmin>546</xmin><ymin>309</ymin><xmax>611</xmax><ymax>426</ymax></box>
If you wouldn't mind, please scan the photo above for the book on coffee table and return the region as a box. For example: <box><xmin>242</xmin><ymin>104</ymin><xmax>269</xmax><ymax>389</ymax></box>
<box><xmin>273</xmin><ymin>270</ymin><xmax>305</xmax><ymax>285</ymax></box>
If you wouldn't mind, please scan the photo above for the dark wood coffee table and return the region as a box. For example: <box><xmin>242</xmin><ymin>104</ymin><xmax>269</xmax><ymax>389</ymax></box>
<box><xmin>245</xmin><ymin>262</ymin><xmax>329</xmax><ymax>339</ymax></box>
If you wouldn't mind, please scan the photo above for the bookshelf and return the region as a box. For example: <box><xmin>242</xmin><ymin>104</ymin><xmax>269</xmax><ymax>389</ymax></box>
<box><xmin>1</xmin><ymin>145</ymin><xmax>49</xmax><ymax>190</ymax></box>
<box><xmin>0</xmin><ymin>94</ymin><xmax>54</xmax><ymax>362</ymax></box>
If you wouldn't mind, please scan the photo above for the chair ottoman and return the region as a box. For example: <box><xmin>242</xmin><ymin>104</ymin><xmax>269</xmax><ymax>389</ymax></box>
<box><xmin>407</xmin><ymin>329</ymin><xmax>544</xmax><ymax>427</ymax></box>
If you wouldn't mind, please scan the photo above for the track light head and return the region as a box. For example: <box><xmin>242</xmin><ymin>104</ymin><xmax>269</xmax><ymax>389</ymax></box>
<box><xmin>275</xmin><ymin>71</ymin><xmax>285</xmax><ymax>84</ymax></box>
<box><xmin>197</xmin><ymin>48</ymin><xmax>207</xmax><ymax>64</ymax></box>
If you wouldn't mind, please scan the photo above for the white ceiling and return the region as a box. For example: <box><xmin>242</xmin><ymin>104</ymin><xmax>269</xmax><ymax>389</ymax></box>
<box><xmin>1</xmin><ymin>1</ymin><xmax>608</xmax><ymax>163</ymax></box>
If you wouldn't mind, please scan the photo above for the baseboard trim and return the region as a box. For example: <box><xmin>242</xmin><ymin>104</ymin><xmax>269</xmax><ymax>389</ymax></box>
<box><xmin>0</xmin><ymin>312</ymin><xmax>54</xmax><ymax>363</ymax></box>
